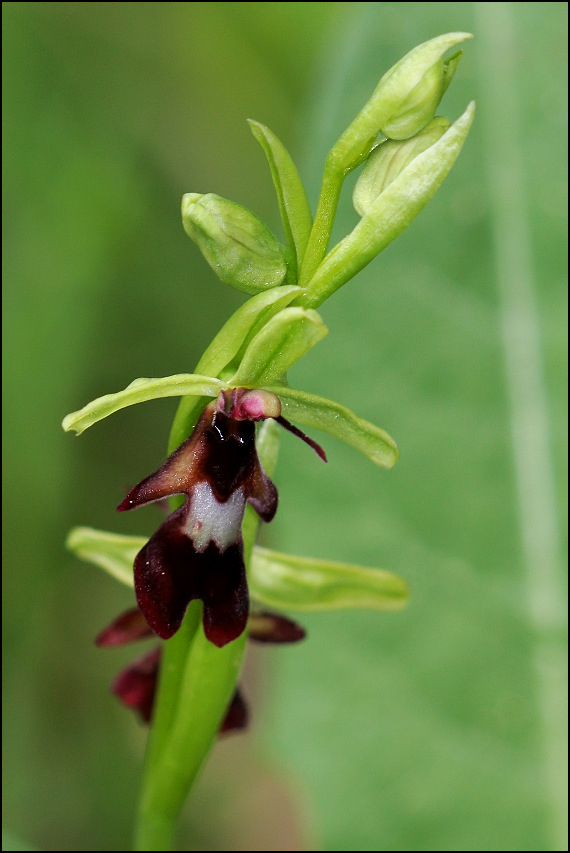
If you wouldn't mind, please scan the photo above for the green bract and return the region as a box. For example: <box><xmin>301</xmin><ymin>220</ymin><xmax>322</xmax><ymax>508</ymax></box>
<box><xmin>181</xmin><ymin>192</ymin><xmax>290</xmax><ymax>295</ymax></box>
<box><xmin>196</xmin><ymin>285</ymin><xmax>304</xmax><ymax>383</ymax></box>
<box><xmin>168</xmin><ymin>286</ymin><xmax>302</xmax><ymax>452</ymax></box>
<box><xmin>248</xmin><ymin>120</ymin><xmax>313</xmax><ymax>270</ymax></box>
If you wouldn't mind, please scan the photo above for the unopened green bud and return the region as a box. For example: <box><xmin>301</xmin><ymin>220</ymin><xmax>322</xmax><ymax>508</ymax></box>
<box><xmin>181</xmin><ymin>192</ymin><xmax>289</xmax><ymax>295</ymax></box>
<box><xmin>353</xmin><ymin>116</ymin><xmax>451</xmax><ymax>216</ymax></box>
<box><xmin>330</xmin><ymin>32</ymin><xmax>472</xmax><ymax>171</ymax></box>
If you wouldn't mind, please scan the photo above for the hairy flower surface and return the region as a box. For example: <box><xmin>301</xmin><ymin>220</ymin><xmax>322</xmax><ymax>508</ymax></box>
<box><xmin>118</xmin><ymin>388</ymin><xmax>323</xmax><ymax>647</ymax></box>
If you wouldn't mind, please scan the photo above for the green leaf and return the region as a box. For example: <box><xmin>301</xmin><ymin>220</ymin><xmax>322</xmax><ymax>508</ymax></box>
<box><xmin>62</xmin><ymin>374</ymin><xmax>224</xmax><ymax>435</ymax></box>
<box><xmin>230</xmin><ymin>306</ymin><xmax>328</xmax><ymax>386</ymax></box>
<box><xmin>250</xmin><ymin>546</ymin><xmax>408</xmax><ymax>611</ymax></box>
<box><xmin>248</xmin><ymin>119</ymin><xmax>313</xmax><ymax>268</ymax></box>
<box><xmin>66</xmin><ymin>526</ymin><xmax>142</xmax><ymax>587</ymax></box>
<box><xmin>302</xmin><ymin>101</ymin><xmax>476</xmax><ymax>307</ymax></box>
<box><xmin>264</xmin><ymin>384</ymin><xmax>399</xmax><ymax>468</ymax></box>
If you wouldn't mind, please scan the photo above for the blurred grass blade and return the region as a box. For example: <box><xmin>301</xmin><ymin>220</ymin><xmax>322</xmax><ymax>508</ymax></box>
<box><xmin>1</xmin><ymin>829</ymin><xmax>39</xmax><ymax>851</ymax></box>
<box><xmin>230</xmin><ymin>307</ymin><xmax>328</xmax><ymax>386</ymax></box>
<box><xmin>66</xmin><ymin>526</ymin><xmax>141</xmax><ymax>587</ymax></box>
<box><xmin>250</xmin><ymin>546</ymin><xmax>408</xmax><ymax>611</ymax></box>
<box><xmin>265</xmin><ymin>384</ymin><xmax>399</xmax><ymax>468</ymax></box>
<box><xmin>248</xmin><ymin>120</ymin><xmax>313</xmax><ymax>268</ymax></box>
<box><xmin>62</xmin><ymin>374</ymin><xmax>224</xmax><ymax>435</ymax></box>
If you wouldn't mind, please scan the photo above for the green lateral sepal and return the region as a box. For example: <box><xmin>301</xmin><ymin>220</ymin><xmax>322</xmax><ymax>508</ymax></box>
<box><xmin>62</xmin><ymin>374</ymin><xmax>224</xmax><ymax>435</ymax></box>
<box><xmin>265</xmin><ymin>384</ymin><xmax>399</xmax><ymax>469</ymax></box>
<box><xmin>250</xmin><ymin>547</ymin><xmax>408</xmax><ymax>611</ymax></box>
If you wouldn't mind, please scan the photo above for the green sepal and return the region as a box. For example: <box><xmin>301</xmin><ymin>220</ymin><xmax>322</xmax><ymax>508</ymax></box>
<box><xmin>302</xmin><ymin>101</ymin><xmax>475</xmax><ymax>307</ymax></box>
<box><xmin>62</xmin><ymin>374</ymin><xmax>224</xmax><ymax>435</ymax></box>
<box><xmin>441</xmin><ymin>50</ymin><xmax>463</xmax><ymax>97</ymax></box>
<box><xmin>353</xmin><ymin>116</ymin><xmax>451</xmax><ymax>216</ymax></box>
<box><xmin>250</xmin><ymin>547</ymin><xmax>408</xmax><ymax>611</ymax></box>
<box><xmin>265</xmin><ymin>384</ymin><xmax>399</xmax><ymax>468</ymax></box>
<box><xmin>66</xmin><ymin>526</ymin><xmax>139</xmax><ymax>587</ymax></box>
<box><xmin>230</xmin><ymin>306</ymin><xmax>328</xmax><ymax>386</ymax></box>
<box><xmin>248</xmin><ymin>119</ymin><xmax>313</xmax><ymax>268</ymax></box>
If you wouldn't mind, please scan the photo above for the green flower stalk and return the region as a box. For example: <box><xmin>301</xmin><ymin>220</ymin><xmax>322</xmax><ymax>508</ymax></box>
<box><xmin>64</xmin><ymin>33</ymin><xmax>474</xmax><ymax>851</ymax></box>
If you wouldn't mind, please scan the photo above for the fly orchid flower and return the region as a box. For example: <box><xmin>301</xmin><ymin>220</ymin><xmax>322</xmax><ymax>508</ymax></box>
<box><xmin>117</xmin><ymin>388</ymin><xmax>324</xmax><ymax>648</ymax></box>
<box><xmin>96</xmin><ymin>606</ymin><xmax>305</xmax><ymax>725</ymax></box>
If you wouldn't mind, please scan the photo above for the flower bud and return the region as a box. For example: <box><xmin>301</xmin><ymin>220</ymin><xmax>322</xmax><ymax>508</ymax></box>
<box><xmin>304</xmin><ymin>101</ymin><xmax>475</xmax><ymax>308</ymax></box>
<box><xmin>329</xmin><ymin>32</ymin><xmax>472</xmax><ymax>171</ymax></box>
<box><xmin>181</xmin><ymin>192</ymin><xmax>289</xmax><ymax>295</ymax></box>
<box><xmin>353</xmin><ymin>116</ymin><xmax>451</xmax><ymax>216</ymax></box>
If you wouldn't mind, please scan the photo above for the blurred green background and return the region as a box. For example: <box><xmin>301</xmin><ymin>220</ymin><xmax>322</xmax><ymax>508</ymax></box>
<box><xmin>3</xmin><ymin>2</ymin><xmax>567</xmax><ymax>851</ymax></box>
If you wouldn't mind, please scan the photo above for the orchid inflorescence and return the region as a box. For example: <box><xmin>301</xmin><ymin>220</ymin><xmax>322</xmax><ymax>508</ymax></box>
<box><xmin>63</xmin><ymin>33</ymin><xmax>474</xmax><ymax>851</ymax></box>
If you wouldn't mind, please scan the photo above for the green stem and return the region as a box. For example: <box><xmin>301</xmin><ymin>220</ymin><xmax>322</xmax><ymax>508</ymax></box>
<box><xmin>297</xmin><ymin>157</ymin><xmax>344</xmax><ymax>289</ymax></box>
<box><xmin>134</xmin><ymin>626</ymin><xmax>248</xmax><ymax>851</ymax></box>
<box><xmin>142</xmin><ymin>603</ymin><xmax>202</xmax><ymax>778</ymax></box>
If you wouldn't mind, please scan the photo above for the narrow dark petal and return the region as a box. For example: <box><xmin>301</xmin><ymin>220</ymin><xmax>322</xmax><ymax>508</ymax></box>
<box><xmin>246</xmin><ymin>469</ymin><xmax>278</xmax><ymax>523</ymax></box>
<box><xmin>248</xmin><ymin>611</ymin><xmax>306</xmax><ymax>644</ymax></box>
<box><xmin>111</xmin><ymin>647</ymin><xmax>161</xmax><ymax>723</ymax></box>
<box><xmin>275</xmin><ymin>415</ymin><xmax>327</xmax><ymax>462</ymax></box>
<box><xmin>95</xmin><ymin>608</ymin><xmax>154</xmax><ymax>647</ymax></box>
<box><xmin>219</xmin><ymin>688</ymin><xmax>249</xmax><ymax>734</ymax></box>
<box><xmin>117</xmin><ymin>402</ymin><xmax>216</xmax><ymax>512</ymax></box>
